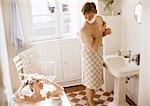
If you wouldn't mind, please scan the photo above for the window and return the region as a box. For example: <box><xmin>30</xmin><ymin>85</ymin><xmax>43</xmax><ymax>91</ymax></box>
<box><xmin>61</xmin><ymin>1</ymin><xmax>77</xmax><ymax>35</ymax></box>
<box><xmin>31</xmin><ymin>0</ymin><xmax>59</xmax><ymax>40</ymax></box>
<box><xmin>31</xmin><ymin>0</ymin><xmax>98</xmax><ymax>41</ymax></box>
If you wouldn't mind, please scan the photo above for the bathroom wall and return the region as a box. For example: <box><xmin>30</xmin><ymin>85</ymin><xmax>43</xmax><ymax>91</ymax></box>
<box><xmin>98</xmin><ymin>0</ymin><xmax>121</xmax><ymax>16</ymax></box>
<box><xmin>120</xmin><ymin>0</ymin><xmax>143</xmax><ymax>104</ymax></box>
<box><xmin>138</xmin><ymin>0</ymin><xmax>150</xmax><ymax>105</ymax></box>
<box><xmin>97</xmin><ymin>0</ymin><xmax>122</xmax><ymax>55</ymax></box>
<box><xmin>103</xmin><ymin>15</ymin><xmax>121</xmax><ymax>55</ymax></box>
<box><xmin>121</xmin><ymin>0</ymin><xmax>143</xmax><ymax>53</ymax></box>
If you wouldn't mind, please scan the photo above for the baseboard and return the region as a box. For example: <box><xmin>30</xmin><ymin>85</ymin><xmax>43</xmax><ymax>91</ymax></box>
<box><xmin>58</xmin><ymin>79</ymin><xmax>81</xmax><ymax>87</ymax></box>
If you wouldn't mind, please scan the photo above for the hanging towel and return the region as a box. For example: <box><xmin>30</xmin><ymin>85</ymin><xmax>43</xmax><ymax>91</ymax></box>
<box><xmin>11</xmin><ymin>0</ymin><xmax>24</xmax><ymax>51</ymax></box>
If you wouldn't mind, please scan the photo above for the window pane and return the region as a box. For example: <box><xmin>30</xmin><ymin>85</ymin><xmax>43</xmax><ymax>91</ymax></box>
<box><xmin>61</xmin><ymin>1</ymin><xmax>77</xmax><ymax>34</ymax></box>
<box><xmin>31</xmin><ymin>0</ymin><xmax>58</xmax><ymax>38</ymax></box>
<box><xmin>60</xmin><ymin>0</ymin><xmax>98</xmax><ymax>35</ymax></box>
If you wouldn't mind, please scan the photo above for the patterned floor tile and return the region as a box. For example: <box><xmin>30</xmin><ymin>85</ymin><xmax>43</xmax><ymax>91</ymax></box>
<box><xmin>65</xmin><ymin>85</ymin><xmax>136</xmax><ymax>106</ymax></box>
<box><xmin>97</xmin><ymin>99</ymin><xmax>105</xmax><ymax>104</ymax></box>
<box><xmin>99</xmin><ymin>95</ymin><xmax>109</xmax><ymax>100</ymax></box>
<box><xmin>75</xmin><ymin>95</ymin><xmax>85</xmax><ymax>99</ymax></box>
<box><xmin>67</xmin><ymin>89</ymin><xmax>113</xmax><ymax>106</ymax></box>
<box><xmin>103</xmin><ymin>101</ymin><xmax>111</xmax><ymax>105</ymax></box>
<box><xmin>78</xmin><ymin>99</ymin><xmax>87</xmax><ymax>105</ymax></box>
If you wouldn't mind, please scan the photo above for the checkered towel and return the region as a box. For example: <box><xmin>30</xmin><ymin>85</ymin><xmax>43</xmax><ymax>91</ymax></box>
<box><xmin>81</xmin><ymin>45</ymin><xmax>104</xmax><ymax>92</ymax></box>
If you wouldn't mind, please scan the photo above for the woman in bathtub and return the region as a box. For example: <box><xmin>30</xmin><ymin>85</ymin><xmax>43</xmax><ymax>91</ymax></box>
<box><xmin>14</xmin><ymin>76</ymin><xmax>64</xmax><ymax>103</ymax></box>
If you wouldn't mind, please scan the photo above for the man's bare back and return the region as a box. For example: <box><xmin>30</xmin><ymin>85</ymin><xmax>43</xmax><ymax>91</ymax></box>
<box><xmin>80</xmin><ymin>15</ymin><xmax>104</xmax><ymax>47</ymax></box>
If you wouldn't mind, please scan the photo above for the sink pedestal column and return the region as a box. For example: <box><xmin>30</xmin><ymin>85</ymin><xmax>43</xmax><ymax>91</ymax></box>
<box><xmin>108</xmin><ymin>77</ymin><xmax>129</xmax><ymax>106</ymax></box>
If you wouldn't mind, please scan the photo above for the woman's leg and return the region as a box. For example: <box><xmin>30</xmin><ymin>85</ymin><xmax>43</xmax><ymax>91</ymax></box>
<box><xmin>86</xmin><ymin>87</ymin><xmax>95</xmax><ymax>106</ymax></box>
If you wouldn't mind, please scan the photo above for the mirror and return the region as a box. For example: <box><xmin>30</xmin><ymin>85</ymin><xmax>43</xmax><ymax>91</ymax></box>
<box><xmin>134</xmin><ymin>1</ymin><xmax>143</xmax><ymax>24</ymax></box>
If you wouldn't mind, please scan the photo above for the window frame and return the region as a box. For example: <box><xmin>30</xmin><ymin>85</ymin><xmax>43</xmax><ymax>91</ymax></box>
<box><xmin>30</xmin><ymin>0</ymin><xmax>98</xmax><ymax>42</ymax></box>
<box><xmin>30</xmin><ymin>0</ymin><xmax>79</xmax><ymax>42</ymax></box>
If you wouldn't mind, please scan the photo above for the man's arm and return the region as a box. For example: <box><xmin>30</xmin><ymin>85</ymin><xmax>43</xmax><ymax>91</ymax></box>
<box><xmin>103</xmin><ymin>27</ymin><xmax>112</xmax><ymax>37</ymax></box>
<box><xmin>92</xmin><ymin>16</ymin><xmax>105</xmax><ymax>53</ymax></box>
<box><xmin>92</xmin><ymin>26</ymin><xmax>106</xmax><ymax>53</ymax></box>
<box><xmin>102</xmin><ymin>20</ymin><xmax>112</xmax><ymax>37</ymax></box>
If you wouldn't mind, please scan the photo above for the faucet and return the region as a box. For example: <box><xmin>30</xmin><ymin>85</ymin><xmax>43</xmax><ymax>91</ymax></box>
<box><xmin>128</xmin><ymin>50</ymin><xmax>132</xmax><ymax>63</ymax></box>
<box><xmin>118</xmin><ymin>50</ymin><xmax>132</xmax><ymax>62</ymax></box>
<box><xmin>132</xmin><ymin>53</ymin><xmax>140</xmax><ymax>65</ymax></box>
<box><xmin>117</xmin><ymin>50</ymin><xmax>132</xmax><ymax>58</ymax></box>
<box><xmin>118</xmin><ymin>50</ymin><xmax>140</xmax><ymax>65</ymax></box>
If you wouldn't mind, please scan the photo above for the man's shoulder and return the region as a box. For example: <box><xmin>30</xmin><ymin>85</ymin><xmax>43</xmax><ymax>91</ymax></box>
<box><xmin>96</xmin><ymin>15</ymin><xmax>103</xmax><ymax>19</ymax></box>
<box><xmin>96</xmin><ymin>15</ymin><xmax>103</xmax><ymax>21</ymax></box>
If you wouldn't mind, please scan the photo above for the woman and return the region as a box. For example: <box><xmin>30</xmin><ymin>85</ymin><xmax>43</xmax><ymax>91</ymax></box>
<box><xmin>14</xmin><ymin>76</ymin><xmax>64</xmax><ymax>103</ymax></box>
<box><xmin>80</xmin><ymin>2</ymin><xmax>111</xmax><ymax>106</ymax></box>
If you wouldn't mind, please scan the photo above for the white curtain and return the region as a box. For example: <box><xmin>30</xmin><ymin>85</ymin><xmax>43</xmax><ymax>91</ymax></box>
<box><xmin>138</xmin><ymin>0</ymin><xmax>150</xmax><ymax>105</ymax></box>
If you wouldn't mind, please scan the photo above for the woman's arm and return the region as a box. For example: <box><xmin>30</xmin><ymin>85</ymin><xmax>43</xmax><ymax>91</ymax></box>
<box><xmin>41</xmin><ymin>79</ymin><xmax>64</xmax><ymax>90</ymax></box>
<box><xmin>23</xmin><ymin>95</ymin><xmax>44</xmax><ymax>102</ymax></box>
<box><xmin>15</xmin><ymin>93</ymin><xmax>44</xmax><ymax>103</ymax></box>
<box><xmin>42</xmin><ymin>79</ymin><xmax>64</xmax><ymax>97</ymax></box>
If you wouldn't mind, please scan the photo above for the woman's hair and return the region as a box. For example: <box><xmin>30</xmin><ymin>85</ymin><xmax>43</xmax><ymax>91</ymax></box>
<box><xmin>81</xmin><ymin>2</ymin><xmax>97</xmax><ymax>15</ymax></box>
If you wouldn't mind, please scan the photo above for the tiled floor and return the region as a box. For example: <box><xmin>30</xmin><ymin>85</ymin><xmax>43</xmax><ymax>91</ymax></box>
<box><xmin>65</xmin><ymin>85</ymin><xmax>137</xmax><ymax>106</ymax></box>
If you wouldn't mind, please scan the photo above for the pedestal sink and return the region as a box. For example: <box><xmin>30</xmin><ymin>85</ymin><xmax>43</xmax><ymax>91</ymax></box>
<box><xmin>104</xmin><ymin>55</ymin><xmax>139</xmax><ymax>106</ymax></box>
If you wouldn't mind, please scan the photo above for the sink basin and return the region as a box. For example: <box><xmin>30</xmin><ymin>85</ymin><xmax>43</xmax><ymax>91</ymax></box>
<box><xmin>104</xmin><ymin>55</ymin><xmax>140</xmax><ymax>106</ymax></box>
<box><xmin>104</xmin><ymin>55</ymin><xmax>139</xmax><ymax>78</ymax></box>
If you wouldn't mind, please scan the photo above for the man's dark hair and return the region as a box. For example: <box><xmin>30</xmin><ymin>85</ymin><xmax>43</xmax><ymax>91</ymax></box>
<box><xmin>81</xmin><ymin>2</ymin><xmax>97</xmax><ymax>15</ymax></box>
